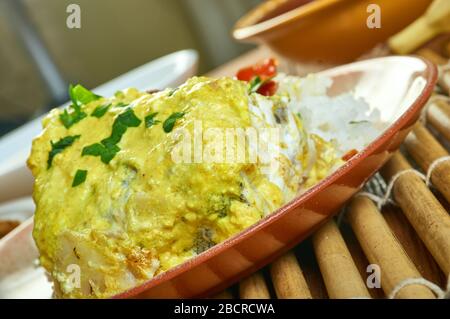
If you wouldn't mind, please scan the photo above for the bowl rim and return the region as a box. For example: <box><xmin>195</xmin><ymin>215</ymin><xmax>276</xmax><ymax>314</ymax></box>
<box><xmin>114</xmin><ymin>55</ymin><xmax>438</xmax><ymax>299</ymax></box>
<box><xmin>233</xmin><ymin>0</ymin><xmax>344</xmax><ymax>41</ymax></box>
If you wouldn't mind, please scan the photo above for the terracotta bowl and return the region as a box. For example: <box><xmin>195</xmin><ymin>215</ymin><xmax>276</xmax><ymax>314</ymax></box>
<box><xmin>0</xmin><ymin>56</ymin><xmax>437</xmax><ymax>298</ymax></box>
<box><xmin>233</xmin><ymin>0</ymin><xmax>433</xmax><ymax>65</ymax></box>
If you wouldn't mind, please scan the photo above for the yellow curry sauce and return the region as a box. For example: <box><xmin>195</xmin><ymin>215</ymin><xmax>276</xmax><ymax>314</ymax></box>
<box><xmin>28</xmin><ymin>76</ymin><xmax>341</xmax><ymax>298</ymax></box>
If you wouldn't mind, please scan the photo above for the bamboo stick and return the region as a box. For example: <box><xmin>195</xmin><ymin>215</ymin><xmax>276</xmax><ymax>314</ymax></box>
<box><xmin>347</xmin><ymin>196</ymin><xmax>436</xmax><ymax>298</ymax></box>
<box><xmin>441</xmin><ymin>64</ymin><xmax>450</xmax><ymax>95</ymax></box>
<box><xmin>269</xmin><ymin>252</ymin><xmax>312</xmax><ymax>299</ymax></box>
<box><xmin>382</xmin><ymin>206</ymin><xmax>447</xmax><ymax>288</ymax></box>
<box><xmin>239</xmin><ymin>271</ymin><xmax>271</xmax><ymax>299</ymax></box>
<box><xmin>211</xmin><ymin>289</ymin><xmax>234</xmax><ymax>299</ymax></box>
<box><xmin>404</xmin><ymin>122</ymin><xmax>450</xmax><ymax>202</ymax></box>
<box><xmin>312</xmin><ymin>220</ymin><xmax>371</xmax><ymax>299</ymax></box>
<box><xmin>380</xmin><ymin>152</ymin><xmax>450</xmax><ymax>275</ymax></box>
<box><xmin>427</xmin><ymin>97</ymin><xmax>450</xmax><ymax>141</ymax></box>
<box><xmin>296</xmin><ymin>240</ymin><xmax>329</xmax><ymax>299</ymax></box>
<box><xmin>416</xmin><ymin>48</ymin><xmax>450</xmax><ymax>94</ymax></box>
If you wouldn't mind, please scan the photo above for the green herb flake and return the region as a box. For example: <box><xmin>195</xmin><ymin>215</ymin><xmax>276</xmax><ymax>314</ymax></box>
<box><xmin>82</xmin><ymin>108</ymin><xmax>141</xmax><ymax>164</ymax></box>
<box><xmin>91</xmin><ymin>104</ymin><xmax>111</xmax><ymax>118</ymax></box>
<box><xmin>117</xmin><ymin>108</ymin><xmax>142</xmax><ymax>127</ymax></box>
<box><xmin>115</xmin><ymin>102</ymin><xmax>129</xmax><ymax>108</ymax></box>
<box><xmin>69</xmin><ymin>84</ymin><xmax>102</xmax><ymax>108</ymax></box>
<box><xmin>60</xmin><ymin>84</ymin><xmax>101</xmax><ymax>128</ymax></box>
<box><xmin>163</xmin><ymin>112</ymin><xmax>185</xmax><ymax>133</ymax></box>
<box><xmin>349</xmin><ymin>120</ymin><xmax>369</xmax><ymax>125</ymax></box>
<box><xmin>168</xmin><ymin>88</ymin><xmax>178</xmax><ymax>97</ymax></box>
<box><xmin>248</xmin><ymin>76</ymin><xmax>263</xmax><ymax>94</ymax></box>
<box><xmin>72</xmin><ymin>169</ymin><xmax>87</xmax><ymax>187</ymax></box>
<box><xmin>82</xmin><ymin>143</ymin><xmax>104</xmax><ymax>156</ymax></box>
<box><xmin>101</xmin><ymin>108</ymin><xmax>141</xmax><ymax>145</ymax></box>
<box><xmin>101</xmin><ymin>121</ymin><xmax>127</xmax><ymax>147</ymax></box>
<box><xmin>82</xmin><ymin>143</ymin><xmax>120</xmax><ymax>164</ymax></box>
<box><xmin>60</xmin><ymin>108</ymin><xmax>87</xmax><ymax>129</ymax></box>
<box><xmin>145</xmin><ymin>112</ymin><xmax>160</xmax><ymax>128</ymax></box>
<box><xmin>47</xmin><ymin>135</ymin><xmax>80</xmax><ymax>169</ymax></box>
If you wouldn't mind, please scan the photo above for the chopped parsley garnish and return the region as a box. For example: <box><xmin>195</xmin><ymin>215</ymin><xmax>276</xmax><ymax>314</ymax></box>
<box><xmin>145</xmin><ymin>112</ymin><xmax>160</xmax><ymax>128</ymax></box>
<box><xmin>60</xmin><ymin>107</ymin><xmax>87</xmax><ymax>129</ymax></box>
<box><xmin>163</xmin><ymin>112</ymin><xmax>185</xmax><ymax>133</ymax></box>
<box><xmin>82</xmin><ymin>143</ymin><xmax>120</xmax><ymax>164</ymax></box>
<box><xmin>60</xmin><ymin>84</ymin><xmax>102</xmax><ymax>128</ymax></box>
<box><xmin>47</xmin><ymin>135</ymin><xmax>80</xmax><ymax>169</ymax></box>
<box><xmin>69</xmin><ymin>84</ymin><xmax>102</xmax><ymax>107</ymax></box>
<box><xmin>91</xmin><ymin>104</ymin><xmax>111</xmax><ymax>118</ymax></box>
<box><xmin>115</xmin><ymin>108</ymin><xmax>142</xmax><ymax>127</ymax></box>
<box><xmin>82</xmin><ymin>108</ymin><xmax>141</xmax><ymax>164</ymax></box>
<box><xmin>101</xmin><ymin>121</ymin><xmax>127</xmax><ymax>147</ymax></box>
<box><xmin>248</xmin><ymin>75</ymin><xmax>276</xmax><ymax>94</ymax></box>
<box><xmin>349</xmin><ymin>120</ymin><xmax>369</xmax><ymax>125</ymax></box>
<box><xmin>248</xmin><ymin>76</ymin><xmax>263</xmax><ymax>94</ymax></box>
<box><xmin>72</xmin><ymin>169</ymin><xmax>87</xmax><ymax>187</ymax></box>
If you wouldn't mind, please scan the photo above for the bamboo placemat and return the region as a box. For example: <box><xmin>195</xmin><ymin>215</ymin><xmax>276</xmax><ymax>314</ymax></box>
<box><xmin>209</xmin><ymin>46</ymin><xmax>450</xmax><ymax>300</ymax></box>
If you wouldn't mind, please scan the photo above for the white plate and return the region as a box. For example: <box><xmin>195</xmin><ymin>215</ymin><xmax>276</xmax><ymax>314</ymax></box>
<box><xmin>0</xmin><ymin>50</ymin><xmax>198</xmax><ymax>203</ymax></box>
<box><xmin>0</xmin><ymin>197</ymin><xmax>43</xmax><ymax>299</ymax></box>
<box><xmin>0</xmin><ymin>197</ymin><xmax>34</xmax><ymax>222</ymax></box>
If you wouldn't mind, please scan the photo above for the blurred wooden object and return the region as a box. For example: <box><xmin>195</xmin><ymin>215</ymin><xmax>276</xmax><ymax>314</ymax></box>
<box><xmin>382</xmin><ymin>206</ymin><xmax>447</xmax><ymax>288</ymax></box>
<box><xmin>295</xmin><ymin>240</ymin><xmax>329</xmax><ymax>299</ymax></box>
<box><xmin>417</xmin><ymin>48</ymin><xmax>448</xmax><ymax>65</ymax></box>
<box><xmin>0</xmin><ymin>220</ymin><xmax>20</xmax><ymax>239</ymax></box>
<box><xmin>239</xmin><ymin>271</ymin><xmax>271</xmax><ymax>299</ymax></box>
<box><xmin>348</xmin><ymin>196</ymin><xmax>436</xmax><ymax>298</ymax></box>
<box><xmin>312</xmin><ymin>220</ymin><xmax>371</xmax><ymax>299</ymax></box>
<box><xmin>211</xmin><ymin>289</ymin><xmax>234</xmax><ymax>299</ymax></box>
<box><xmin>269</xmin><ymin>252</ymin><xmax>312</xmax><ymax>299</ymax></box>
<box><xmin>404</xmin><ymin>123</ymin><xmax>450</xmax><ymax>202</ymax></box>
<box><xmin>380</xmin><ymin>152</ymin><xmax>450</xmax><ymax>275</ymax></box>
<box><xmin>426</xmin><ymin>97</ymin><xmax>450</xmax><ymax>141</ymax></box>
<box><xmin>389</xmin><ymin>0</ymin><xmax>450</xmax><ymax>54</ymax></box>
<box><xmin>445</xmin><ymin>41</ymin><xmax>450</xmax><ymax>57</ymax></box>
<box><xmin>416</xmin><ymin>48</ymin><xmax>450</xmax><ymax>94</ymax></box>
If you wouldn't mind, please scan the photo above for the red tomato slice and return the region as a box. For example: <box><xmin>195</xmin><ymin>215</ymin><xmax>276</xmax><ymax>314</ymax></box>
<box><xmin>236</xmin><ymin>58</ymin><xmax>278</xmax><ymax>82</ymax></box>
<box><xmin>236</xmin><ymin>67</ymin><xmax>255</xmax><ymax>82</ymax></box>
<box><xmin>257</xmin><ymin>80</ymin><xmax>278</xmax><ymax>96</ymax></box>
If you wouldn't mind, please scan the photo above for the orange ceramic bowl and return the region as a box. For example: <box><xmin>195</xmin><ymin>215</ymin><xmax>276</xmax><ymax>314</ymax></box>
<box><xmin>233</xmin><ymin>0</ymin><xmax>433</xmax><ymax>64</ymax></box>
<box><xmin>0</xmin><ymin>56</ymin><xmax>437</xmax><ymax>299</ymax></box>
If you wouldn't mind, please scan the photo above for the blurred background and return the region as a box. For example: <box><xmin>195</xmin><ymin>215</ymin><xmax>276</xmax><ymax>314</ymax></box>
<box><xmin>0</xmin><ymin>0</ymin><xmax>262</xmax><ymax>136</ymax></box>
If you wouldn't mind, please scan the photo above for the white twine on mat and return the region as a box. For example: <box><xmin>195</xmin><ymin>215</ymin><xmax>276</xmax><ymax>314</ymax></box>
<box><xmin>357</xmin><ymin>170</ymin><xmax>427</xmax><ymax>211</ymax></box>
<box><xmin>425</xmin><ymin>156</ymin><xmax>450</xmax><ymax>187</ymax></box>
<box><xmin>353</xmin><ymin>157</ymin><xmax>450</xmax><ymax>212</ymax></box>
<box><xmin>355</xmin><ymin>191</ymin><xmax>395</xmax><ymax>211</ymax></box>
<box><xmin>389</xmin><ymin>276</ymin><xmax>450</xmax><ymax>299</ymax></box>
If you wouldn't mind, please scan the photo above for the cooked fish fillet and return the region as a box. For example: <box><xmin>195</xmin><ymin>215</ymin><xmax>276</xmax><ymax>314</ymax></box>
<box><xmin>28</xmin><ymin>76</ymin><xmax>342</xmax><ymax>298</ymax></box>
